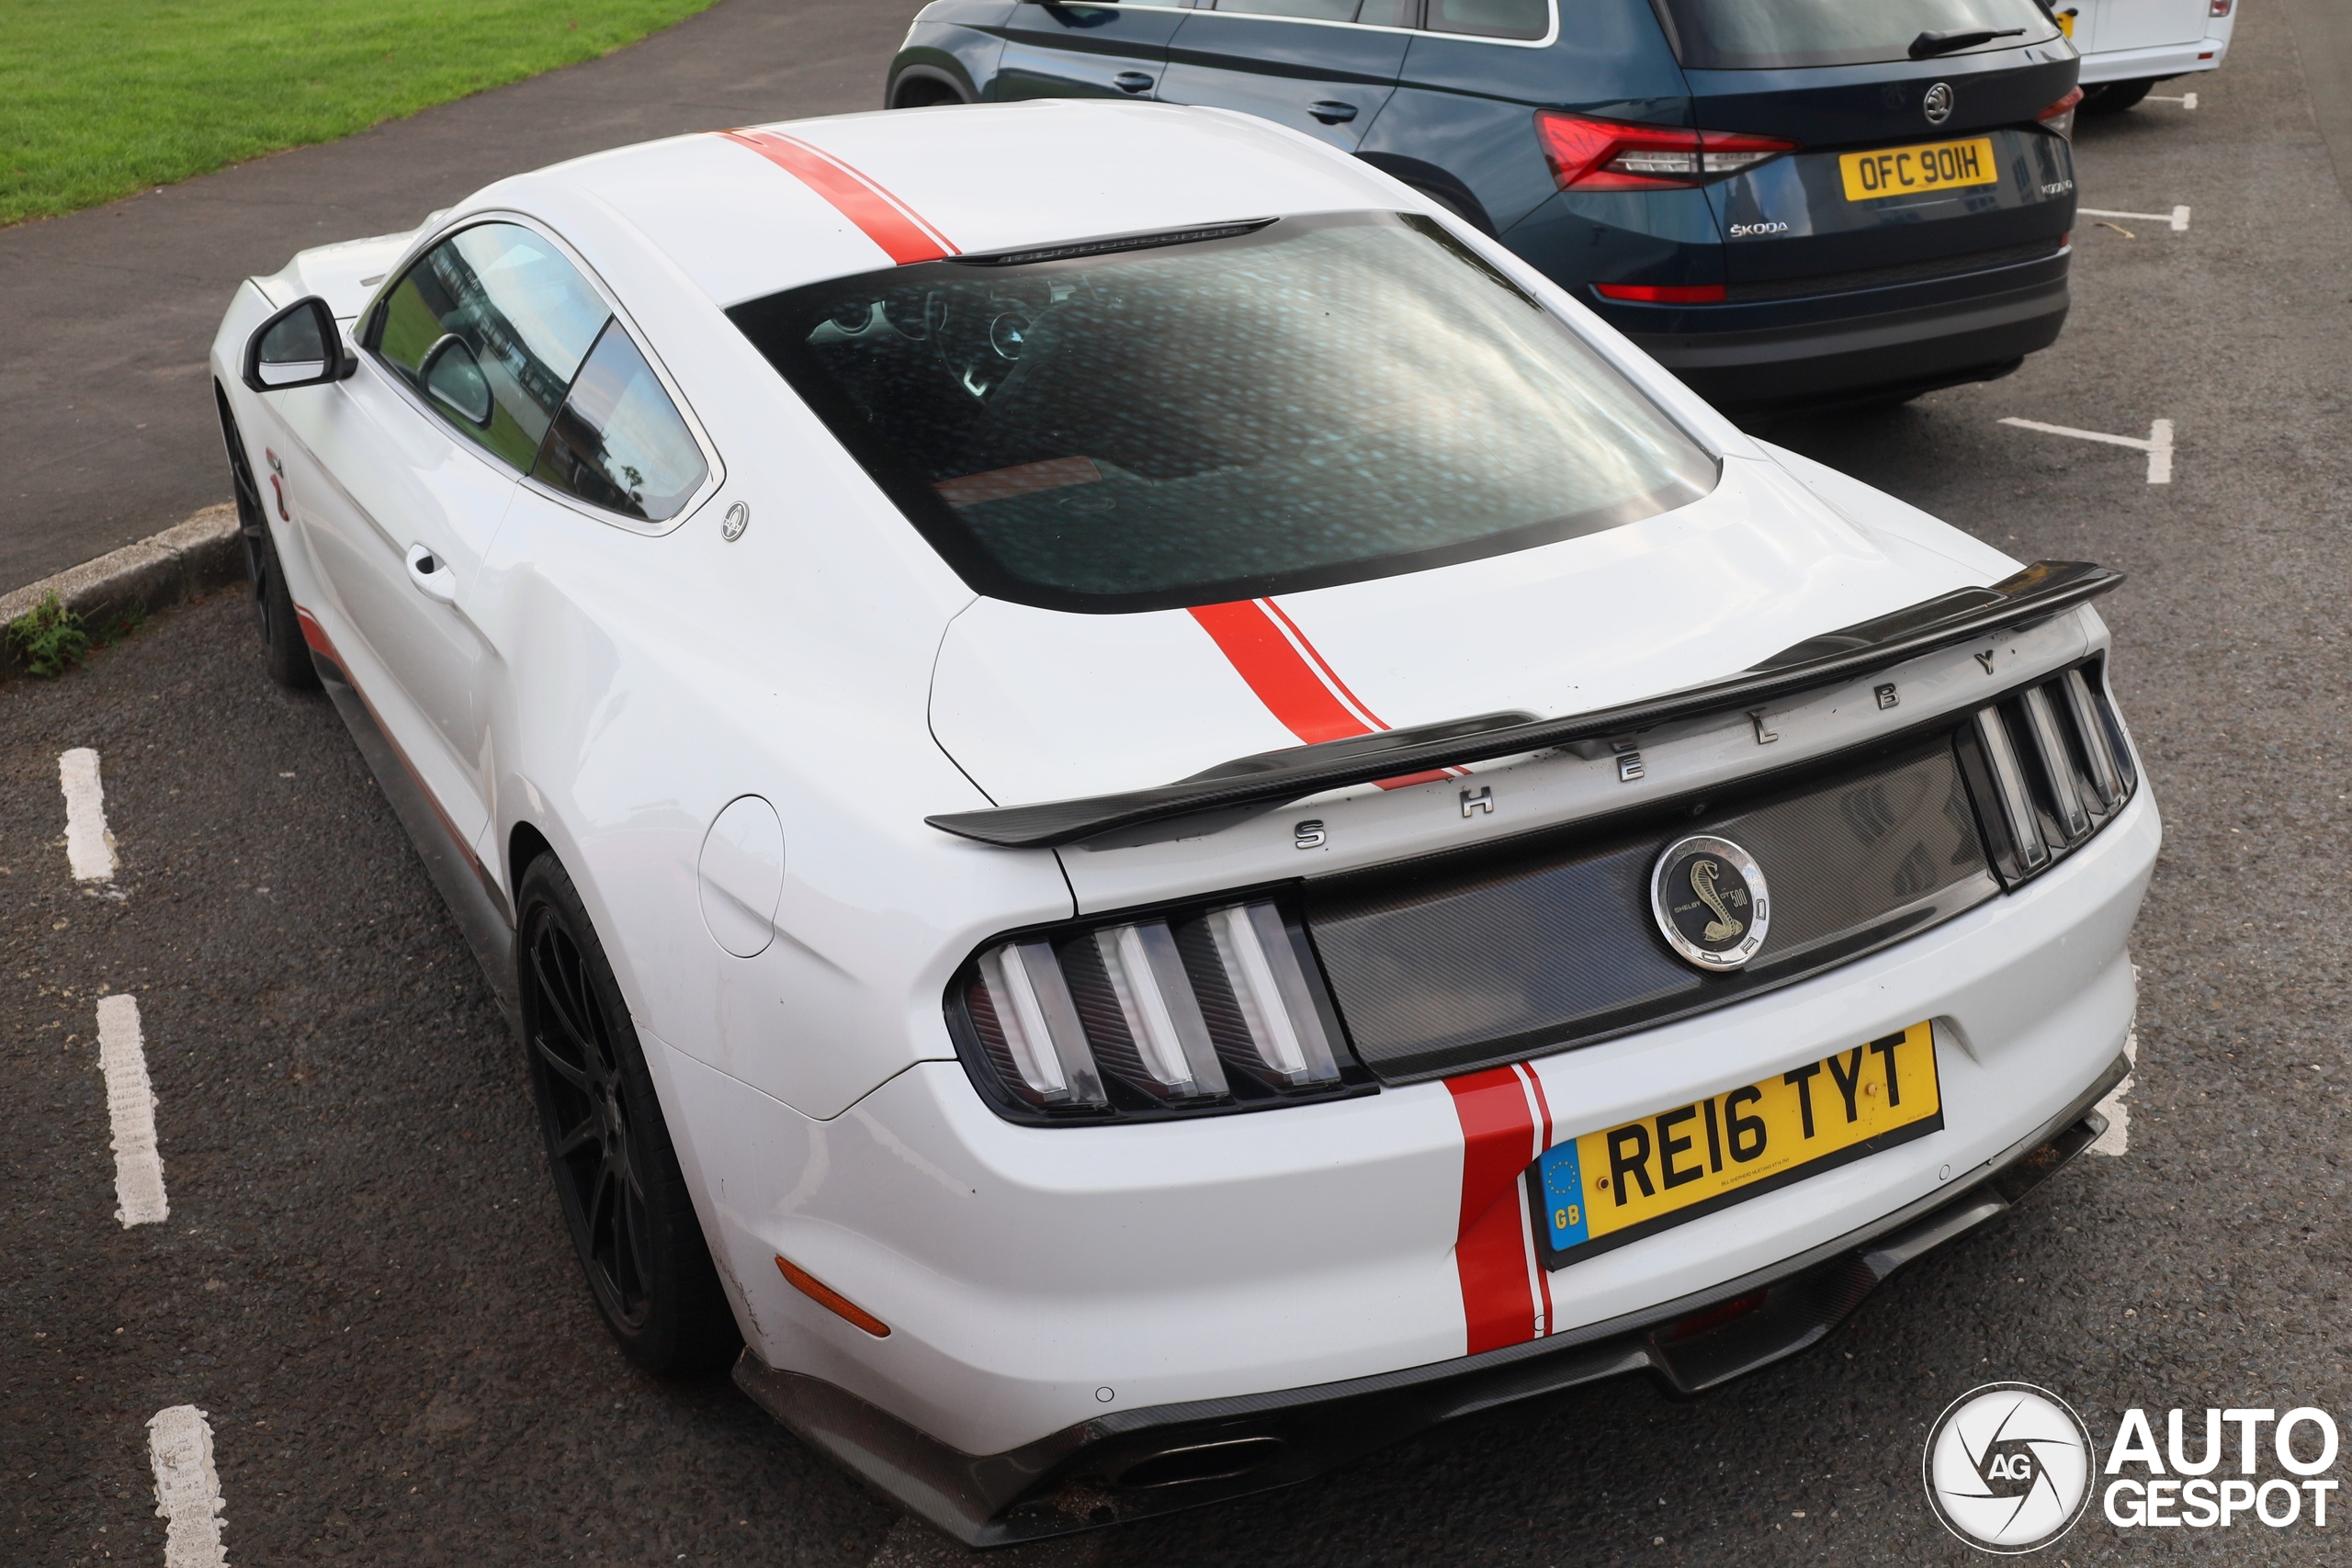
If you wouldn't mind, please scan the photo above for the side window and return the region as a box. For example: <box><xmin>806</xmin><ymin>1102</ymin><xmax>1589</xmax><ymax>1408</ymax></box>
<box><xmin>531</xmin><ymin>321</ymin><xmax>710</xmax><ymax>524</ymax></box>
<box><xmin>371</xmin><ymin>222</ymin><xmax>610</xmax><ymax>471</ymax></box>
<box><xmin>1422</xmin><ymin>0</ymin><xmax>1550</xmax><ymax>38</ymax></box>
<box><xmin>1212</xmin><ymin>0</ymin><xmax>1362</xmax><ymax>17</ymax></box>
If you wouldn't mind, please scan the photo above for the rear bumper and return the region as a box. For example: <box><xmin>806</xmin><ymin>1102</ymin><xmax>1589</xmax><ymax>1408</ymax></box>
<box><xmin>1624</xmin><ymin>272</ymin><xmax>2071</xmax><ymax>412</ymax></box>
<box><xmin>2076</xmin><ymin>38</ymin><xmax>2232</xmax><ymax>85</ymax></box>
<box><xmin>735</xmin><ymin>1051</ymin><xmax>2127</xmax><ymax>1545</ymax></box>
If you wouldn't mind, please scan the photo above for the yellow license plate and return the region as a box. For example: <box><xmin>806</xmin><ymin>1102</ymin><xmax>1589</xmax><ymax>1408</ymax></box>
<box><xmin>1531</xmin><ymin>1023</ymin><xmax>1942</xmax><ymax>1267</ymax></box>
<box><xmin>1838</xmin><ymin>138</ymin><xmax>1999</xmax><ymax>202</ymax></box>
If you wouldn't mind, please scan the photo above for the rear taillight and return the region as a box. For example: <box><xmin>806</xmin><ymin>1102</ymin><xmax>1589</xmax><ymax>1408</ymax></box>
<box><xmin>1594</xmin><ymin>283</ymin><xmax>1727</xmax><ymax>303</ymax></box>
<box><xmin>956</xmin><ymin>897</ymin><xmax>1361</xmax><ymax>1122</ymax></box>
<box><xmin>1534</xmin><ymin>111</ymin><xmax>1799</xmax><ymax>191</ymax></box>
<box><xmin>2038</xmin><ymin>86</ymin><xmax>2085</xmax><ymax>141</ymax></box>
<box><xmin>2209</xmin><ymin>0</ymin><xmax>2231</xmax><ymax>14</ymax></box>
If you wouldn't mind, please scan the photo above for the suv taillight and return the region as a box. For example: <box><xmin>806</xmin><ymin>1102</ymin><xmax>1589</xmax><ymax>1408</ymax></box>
<box><xmin>2038</xmin><ymin>86</ymin><xmax>2085</xmax><ymax>141</ymax></box>
<box><xmin>1534</xmin><ymin>111</ymin><xmax>1800</xmax><ymax>191</ymax></box>
<box><xmin>953</xmin><ymin>896</ymin><xmax>1371</xmax><ymax>1123</ymax></box>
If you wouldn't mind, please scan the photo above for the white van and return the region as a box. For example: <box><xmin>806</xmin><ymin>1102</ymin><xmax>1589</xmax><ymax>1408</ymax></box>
<box><xmin>2057</xmin><ymin>0</ymin><xmax>2238</xmax><ymax>111</ymax></box>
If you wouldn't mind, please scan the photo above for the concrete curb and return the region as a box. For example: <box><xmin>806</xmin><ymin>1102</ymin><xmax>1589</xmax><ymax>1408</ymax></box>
<box><xmin>0</xmin><ymin>504</ymin><xmax>243</xmax><ymax>676</ymax></box>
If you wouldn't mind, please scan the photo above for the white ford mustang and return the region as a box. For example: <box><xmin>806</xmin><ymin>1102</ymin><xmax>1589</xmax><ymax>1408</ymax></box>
<box><xmin>210</xmin><ymin>101</ymin><xmax>2156</xmax><ymax>1542</ymax></box>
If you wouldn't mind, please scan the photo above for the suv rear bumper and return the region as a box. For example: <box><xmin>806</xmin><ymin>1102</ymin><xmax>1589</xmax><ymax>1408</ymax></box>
<box><xmin>735</xmin><ymin>1051</ymin><xmax>2126</xmax><ymax>1546</ymax></box>
<box><xmin>1623</xmin><ymin>272</ymin><xmax>2070</xmax><ymax>412</ymax></box>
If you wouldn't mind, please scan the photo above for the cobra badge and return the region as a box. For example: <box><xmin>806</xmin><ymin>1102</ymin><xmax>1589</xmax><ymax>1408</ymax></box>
<box><xmin>1650</xmin><ymin>834</ymin><xmax>1770</xmax><ymax>971</ymax></box>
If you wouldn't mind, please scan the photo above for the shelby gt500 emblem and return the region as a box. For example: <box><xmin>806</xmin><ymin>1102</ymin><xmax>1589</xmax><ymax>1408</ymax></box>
<box><xmin>1652</xmin><ymin>835</ymin><xmax>1770</xmax><ymax>970</ymax></box>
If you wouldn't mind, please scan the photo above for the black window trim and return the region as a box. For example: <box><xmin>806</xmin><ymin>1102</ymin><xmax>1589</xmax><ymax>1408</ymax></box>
<box><xmin>1029</xmin><ymin>0</ymin><xmax>1561</xmax><ymax>48</ymax></box>
<box><xmin>355</xmin><ymin>209</ymin><xmax>727</xmax><ymax>537</ymax></box>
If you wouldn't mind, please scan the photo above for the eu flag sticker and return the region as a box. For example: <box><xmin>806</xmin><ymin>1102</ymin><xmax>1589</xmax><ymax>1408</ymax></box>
<box><xmin>1538</xmin><ymin>1139</ymin><xmax>1589</xmax><ymax>1252</ymax></box>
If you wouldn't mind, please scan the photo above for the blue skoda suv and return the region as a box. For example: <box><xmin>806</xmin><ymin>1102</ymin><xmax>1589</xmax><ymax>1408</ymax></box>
<box><xmin>887</xmin><ymin>0</ymin><xmax>2084</xmax><ymax>412</ymax></box>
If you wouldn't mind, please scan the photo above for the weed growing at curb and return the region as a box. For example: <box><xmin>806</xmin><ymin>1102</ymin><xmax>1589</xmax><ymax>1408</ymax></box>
<box><xmin>5</xmin><ymin>592</ymin><xmax>150</xmax><ymax>677</ymax></box>
<box><xmin>6</xmin><ymin>592</ymin><xmax>89</xmax><ymax>675</ymax></box>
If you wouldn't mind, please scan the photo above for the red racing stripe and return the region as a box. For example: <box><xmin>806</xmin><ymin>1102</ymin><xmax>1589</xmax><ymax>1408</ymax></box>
<box><xmin>717</xmin><ymin>130</ymin><xmax>958</xmax><ymax>265</ymax></box>
<box><xmin>1187</xmin><ymin>598</ymin><xmax>1453</xmax><ymax>786</ymax></box>
<box><xmin>1188</xmin><ymin>599</ymin><xmax>1369</xmax><ymax>745</ymax></box>
<box><xmin>1516</xmin><ymin>1064</ymin><xmax>1555</xmax><ymax>1336</ymax></box>
<box><xmin>1445</xmin><ymin>1066</ymin><xmax>1543</xmax><ymax>1355</ymax></box>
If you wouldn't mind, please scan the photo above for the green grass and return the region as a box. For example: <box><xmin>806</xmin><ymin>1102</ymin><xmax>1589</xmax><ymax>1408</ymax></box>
<box><xmin>0</xmin><ymin>0</ymin><xmax>722</xmax><ymax>227</ymax></box>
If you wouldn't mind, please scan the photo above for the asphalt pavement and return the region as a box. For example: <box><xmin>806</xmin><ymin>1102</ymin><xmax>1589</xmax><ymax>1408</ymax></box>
<box><xmin>8</xmin><ymin>2</ymin><xmax>2352</xmax><ymax>1565</ymax></box>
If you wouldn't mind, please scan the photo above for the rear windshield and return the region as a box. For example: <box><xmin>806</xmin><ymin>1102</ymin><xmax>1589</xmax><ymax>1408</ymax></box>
<box><xmin>728</xmin><ymin>213</ymin><xmax>1716</xmax><ymax>614</ymax></box>
<box><xmin>1657</xmin><ymin>0</ymin><xmax>2061</xmax><ymax>70</ymax></box>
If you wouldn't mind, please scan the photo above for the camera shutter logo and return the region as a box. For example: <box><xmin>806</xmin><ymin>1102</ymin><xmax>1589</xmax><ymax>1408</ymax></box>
<box><xmin>1924</xmin><ymin>1383</ymin><xmax>2097</xmax><ymax>1552</ymax></box>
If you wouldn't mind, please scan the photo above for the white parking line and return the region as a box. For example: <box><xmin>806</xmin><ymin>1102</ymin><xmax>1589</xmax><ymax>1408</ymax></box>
<box><xmin>2077</xmin><ymin>204</ymin><xmax>2191</xmax><ymax>231</ymax></box>
<box><xmin>2145</xmin><ymin>91</ymin><xmax>2199</xmax><ymax>109</ymax></box>
<box><xmin>59</xmin><ymin>748</ymin><xmax>116</xmax><ymax>881</ymax></box>
<box><xmin>2091</xmin><ymin>1028</ymin><xmax>2137</xmax><ymax>1157</ymax></box>
<box><xmin>146</xmin><ymin>1405</ymin><xmax>228</xmax><ymax>1568</ymax></box>
<box><xmin>1998</xmin><ymin>415</ymin><xmax>2175</xmax><ymax>483</ymax></box>
<box><xmin>97</xmin><ymin>994</ymin><xmax>169</xmax><ymax>1227</ymax></box>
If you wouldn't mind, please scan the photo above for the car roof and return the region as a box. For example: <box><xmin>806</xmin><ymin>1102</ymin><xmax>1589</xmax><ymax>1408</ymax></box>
<box><xmin>489</xmin><ymin>100</ymin><xmax>1414</xmax><ymax>310</ymax></box>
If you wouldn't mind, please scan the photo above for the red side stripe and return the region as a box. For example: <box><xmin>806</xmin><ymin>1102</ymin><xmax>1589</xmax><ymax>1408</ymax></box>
<box><xmin>1445</xmin><ymin>1067</ymin><xmax>1541</xmax><ymax>1355</ymax></box>
<box><xmin>294</xmin><ymin>606</ymin><xmax>334</xmax><ymax>657</ymax></box>
<box><xmin>717</xmin><ymin>130</ymin><xmax>957</xmax><ymax>265</ymax></box>
<box><xmin>1187</xmin><ymin>599</ymin><xmax>1453</xmax><ymax>788</ymax></box>
<box><xmin>296</xmin><ymin>605</ymin><xmax>489</xmax><ymax>885</ymax></box>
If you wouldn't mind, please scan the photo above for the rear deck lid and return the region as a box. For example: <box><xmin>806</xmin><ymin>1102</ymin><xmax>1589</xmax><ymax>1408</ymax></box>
<box><xmin>927</xmin><ymin>455</ymin><xmax>1994</xmax><ymax>815</ymax></box>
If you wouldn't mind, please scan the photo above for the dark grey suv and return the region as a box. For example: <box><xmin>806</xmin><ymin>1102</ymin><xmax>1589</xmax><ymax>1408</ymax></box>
<box><xmin>888</xmin><ymin>0</ymin><xmax>2085</xmax><ymax>412</ymax></box>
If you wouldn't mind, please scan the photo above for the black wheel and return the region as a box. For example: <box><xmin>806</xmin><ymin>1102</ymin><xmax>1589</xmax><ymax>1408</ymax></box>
<box><xmin>517</xmin><ymin>854</ymin><xmax>741</xmax><ymax>1374</ymax></box>
<box><xmin>2082</xmin><ymin>78</ymin><xmax>2155</xmax><ymax>114</ymax></box>
<box><xmin>214</xmin><ymin>385</ymin><xmax>318</xmax><ymax>690</ymax></box>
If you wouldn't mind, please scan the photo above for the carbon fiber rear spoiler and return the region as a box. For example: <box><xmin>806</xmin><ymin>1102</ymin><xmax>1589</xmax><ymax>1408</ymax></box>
<box><xmin>925</xmin><ymin>559</ymin><xmax>2123</xmax><ymax>850</ymax></box>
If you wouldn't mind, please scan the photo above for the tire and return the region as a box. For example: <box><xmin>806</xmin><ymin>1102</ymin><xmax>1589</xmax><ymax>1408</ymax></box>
<box><xmin>516</xmin><ymin>853</ymin><xmax>741</xmax><ymax>1374</ymax></box>
<box><xmin>889</xmin><ymin>73</ymin><xmax>966</xmax><ymax>109</ymax></box>
<box><xmin>2083</xmin><ymin>78</ymin><xmax>2155</xmax><ymax>114</ymax></box>
<box><xmin>214</xmin><ymin>386</ymin><xmax>318</xmax><ymax>690</ymax></box>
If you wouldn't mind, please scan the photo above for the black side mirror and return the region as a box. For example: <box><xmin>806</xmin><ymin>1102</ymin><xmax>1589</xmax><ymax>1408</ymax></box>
<box><xmin>240</xmin><ymin>296</ymin><xmax>355</xmax><ymax>393</ymax></box>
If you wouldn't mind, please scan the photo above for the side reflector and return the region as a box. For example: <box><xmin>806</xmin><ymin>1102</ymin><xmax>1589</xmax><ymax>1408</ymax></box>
<box><xmin>776</xmin><ymin>1257</ymin><xmax>890</xmax><ymax>1337</ymax></box>
<box><xmin>1594</xmin><ymin>283</ymin><xmax>1728</xmax><ymax>303</ymax></box>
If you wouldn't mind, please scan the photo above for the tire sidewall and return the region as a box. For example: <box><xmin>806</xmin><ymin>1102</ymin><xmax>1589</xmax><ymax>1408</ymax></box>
<box><xmin>515</xmin><ymin>854</ymin><xmax>740</xmax><ymax>1373</ymax></box>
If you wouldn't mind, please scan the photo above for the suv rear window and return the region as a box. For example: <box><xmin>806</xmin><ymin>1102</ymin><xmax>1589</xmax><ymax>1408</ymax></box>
<box><xmin>728</xmin><ymin>213</ymin><xmax>1716</xmax><ymax>614</ymax></box>
<box><xmin>1657</xmin><ymin>0</ymin><xmax>2060</xmax><ymax>70</ymax></box>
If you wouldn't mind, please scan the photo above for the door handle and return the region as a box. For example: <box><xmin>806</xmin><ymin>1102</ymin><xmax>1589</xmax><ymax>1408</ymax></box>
<box><xmin>405</xmin><ymin>542</ymin><xmax>458</xmax><ymax>604</ymax></box>
<box><xmin>1113</xmin><ymin>71</ymin><xmax>1154</xmax><ymax>94</ymax></box>
<box><xmin>1307</xmin><ymin>100</ymin><xmax>1359</xmax><ymax>124</ymax></box>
